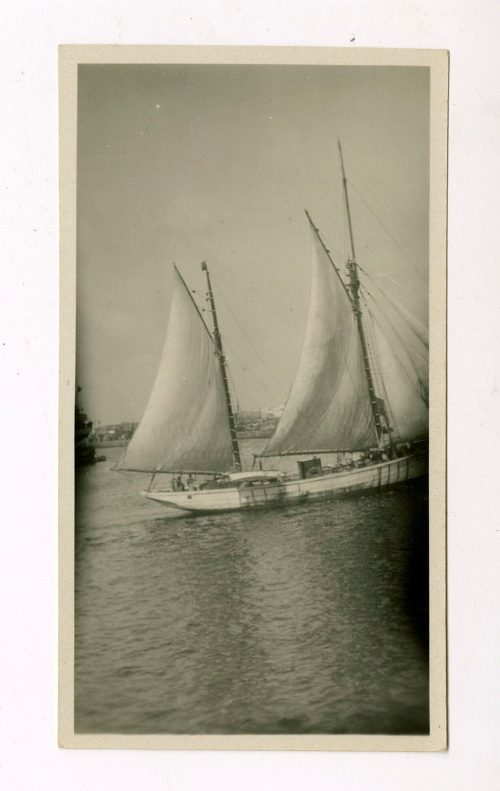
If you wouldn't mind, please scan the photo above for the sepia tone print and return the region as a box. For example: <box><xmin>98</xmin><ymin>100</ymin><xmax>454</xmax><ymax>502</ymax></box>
<box><xmin>60</xmin><ymin>46</ymin><xmax>447</xmax><ymax>750</ymax></box>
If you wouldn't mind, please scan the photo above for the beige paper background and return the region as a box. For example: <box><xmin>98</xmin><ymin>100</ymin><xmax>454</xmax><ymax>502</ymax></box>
<box><xmin>59</xmin><ymin>45</ymin><xmax>448</xmax><ymax>751</ymax></box>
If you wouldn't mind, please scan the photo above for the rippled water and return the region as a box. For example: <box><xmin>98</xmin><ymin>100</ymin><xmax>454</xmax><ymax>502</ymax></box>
<box><xmin>75</xmin><ymin>444</ymin><xmax>429</xmax><ymax>734</ymax></box>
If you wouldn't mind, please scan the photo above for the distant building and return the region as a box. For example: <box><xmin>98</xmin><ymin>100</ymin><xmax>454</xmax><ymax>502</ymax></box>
<box><xmin>234</xmin><ymin>409</ymin><xmax>262</xmax><ymax>427</ymax></box>
<box><xmin>94</xmin><ymin>422</ymin><xmax>138</xmax><ymax>442</ymax></box>
<box><xmin>262</xmin><ymin>404</ymin><xmax>285</xmax><ymax>420</ymax></box>
<box><xmin>233</xmin><ymin>406</ymin><xmax>283</xmax><ymax>435</ymax></box>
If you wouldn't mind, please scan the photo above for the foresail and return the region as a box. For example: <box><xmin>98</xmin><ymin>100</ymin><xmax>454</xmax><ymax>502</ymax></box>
<box><xmin>117</xmin><ymin>267</ymin><xmax>234</xmax><ymax>473</ymax></box>
<box><xmin>263</xmin><ymin>229</ymin><xmax>378</xmax><ymax>455</ymax></box>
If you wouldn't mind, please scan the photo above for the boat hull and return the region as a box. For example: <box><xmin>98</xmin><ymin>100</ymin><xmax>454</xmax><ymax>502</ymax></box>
<box><xmin>143</xmin><ymin>453</ymin><xmax>427</xmax><ymax>514</ymax></box>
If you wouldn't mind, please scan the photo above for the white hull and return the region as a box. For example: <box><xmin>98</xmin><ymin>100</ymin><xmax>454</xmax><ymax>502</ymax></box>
<box><xmin>143</xmin><ymin>453</ymin><xmax>427</xmax><ymax>514</ymax></box>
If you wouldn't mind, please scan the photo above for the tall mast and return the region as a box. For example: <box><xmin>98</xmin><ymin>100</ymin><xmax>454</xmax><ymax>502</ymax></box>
<box><xmin>338</xmin><ymin>139</ymin><xmax>357</xmax><ymax>261</ymax></box>
<box><xmin>201</xmin><ymin>261</ymin><xmax>242</xmax><ymax>471</ymax></box>
<box><xmin>338</xmin><ymin>140</ymin><xmax>385</xmax><ymax>445</ymax></box>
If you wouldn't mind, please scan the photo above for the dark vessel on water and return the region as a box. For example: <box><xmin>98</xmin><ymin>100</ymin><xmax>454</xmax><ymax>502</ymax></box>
<box><xmin>75</xmin><ymin>387</ymin><xmax>104</xmax><ymax>467</ymax></box>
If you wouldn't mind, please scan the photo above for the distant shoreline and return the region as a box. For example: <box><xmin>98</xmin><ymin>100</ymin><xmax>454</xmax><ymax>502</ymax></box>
<box><xmin>94</xmin><ymin>428</ymin><xmax>274</xmax><ymax>449</ymax></box>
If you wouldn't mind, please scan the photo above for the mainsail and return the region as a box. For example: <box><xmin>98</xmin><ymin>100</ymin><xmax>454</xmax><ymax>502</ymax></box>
<box><xmin>264</xmin><ymin>136</ymin><xmax>429</xmax><ymax>458</ymax></box>
<box><xmin>117</xmin><ymin>266</ymin><xmax>234</xmax><ymax>473</ymax></box>
<box><xmin>263</xmin><ymin>227</ymin><xmax>379</xmax><ymax>455</ymax></box>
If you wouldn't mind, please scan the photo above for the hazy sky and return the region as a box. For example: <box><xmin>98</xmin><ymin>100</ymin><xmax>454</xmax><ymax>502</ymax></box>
<box><xmin>77</xmin><ymin>64</ymin><xmax>429</xmax><ymax>423</ymax></box>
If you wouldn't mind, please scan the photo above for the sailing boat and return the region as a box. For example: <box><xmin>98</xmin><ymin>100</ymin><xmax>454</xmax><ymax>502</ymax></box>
<box><xmin>117</xmin><ymin>143</ymin><xmax>428</xmax><ymax>513</ymax></box>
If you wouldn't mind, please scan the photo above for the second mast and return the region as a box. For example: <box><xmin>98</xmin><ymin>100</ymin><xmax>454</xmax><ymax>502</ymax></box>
<box><xmin>338</xmin><ymin>140</ymin><xmax>387</xmax><ymax>447</ymax></box>
<box><xmin>201</xmin><ymin>261</ymin><xmax>242</xmax><ymax>471</ymax></box>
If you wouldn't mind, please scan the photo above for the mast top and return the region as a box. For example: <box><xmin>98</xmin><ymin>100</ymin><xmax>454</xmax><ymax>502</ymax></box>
<box><xmin>338</xmin><ymin>139</ymin><xmax>357</xmax><ymax>262</ymax></box>
<box><xmin>337</xmin><ymin>138</ymin><xmax>344</xmax><ymax>160</ymax></box>
<box><xmin>337</xmin><ymin>138</ymin><xmax>346</xmax><ymax>187</ymax></box>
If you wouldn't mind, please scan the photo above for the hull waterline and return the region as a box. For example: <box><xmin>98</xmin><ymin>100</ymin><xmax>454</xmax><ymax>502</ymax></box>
<box><xmin>143</xmin><ymin>453</ymin><xmax>427</xmax><ymax>515</ymax></box>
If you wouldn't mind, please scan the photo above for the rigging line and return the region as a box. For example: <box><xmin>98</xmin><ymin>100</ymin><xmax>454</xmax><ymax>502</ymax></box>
<box><xmin>365</xmin><ymin>303</ymin><xmax>428</xmax><ymax>406</ymax></box>
<box><xmin>359</xmin><ymin>275</ymin><xmax>429</xmax><ymax>353</ymax></box>
<box><xmin>361</xmin><ymin>287</ymin><xmax>426</xmax><ymax>377</ymax></box>
<box><xmin>338</xmin><ymin>150</ymin><xmax>423</xmax><ymax>267</ymax></box>
<box><xmin>212</xmin><ymin>280</ymin><xmax>284</xmax><ymax>393</ymax></box>
<box><xmin>362</xmin><ymin>287</ymin><xmax>428</xmax><ymax>369</ymax></box>
<box><xmin>347</xmin><ymin>179</ymin><xmax>428</xmax><ymax>286</ymax></box>
<box><xmin>357</xmin><ymin>259</ymin><xmax>428</xmax><ymax>331</ymax></box>
<box><xmin>317</xmin><ymin>231</ymin><xmax>347</xmax><ymax>266</ymax></box>
<box><xmin>364</xmin><ymin>301</ymin><xmax>418</xmax><ymax>395</ymax></box>
<box><xmin>193</xmin><ymin>279</ymin><xmax>281</xmax><ymax>402</ymax></box>
<box><xmin>221</xmin><ymin>334</ymin><xmax>282</xmax><ymax>404</ymax></box>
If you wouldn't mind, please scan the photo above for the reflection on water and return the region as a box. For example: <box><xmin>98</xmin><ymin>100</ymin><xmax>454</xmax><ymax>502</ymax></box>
<box><xmin>75</xmin><ymin>446</ymin><xmax>429</xmax><ymax>734</ymax></box>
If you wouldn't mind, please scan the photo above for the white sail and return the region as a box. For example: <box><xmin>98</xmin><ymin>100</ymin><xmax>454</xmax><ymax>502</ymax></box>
<box><xmin>367</xmin><ymin>307</ymin><xmax>428</xmax><ymax>442</ymax></box>
<box><xmin>117</xmin><ymin>267</ymin><xmax>234</xmax><ymax>473</ymax></box>
<box><xmin>264</xmin><ymin>228</ymin><xmax>378</xmax><ymax>455</ymax></box>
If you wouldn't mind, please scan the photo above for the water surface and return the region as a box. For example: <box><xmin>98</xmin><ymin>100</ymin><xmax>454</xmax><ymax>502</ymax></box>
<box><xmin>75</xmin><ymin>445</ymin><xmax>429</xmax><ymax>734</ymax></box>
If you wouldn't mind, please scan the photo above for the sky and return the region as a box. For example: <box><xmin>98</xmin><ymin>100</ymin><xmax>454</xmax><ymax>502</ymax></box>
<box><xmin>76</xmin><ymin>64</ymin><xmax>429</xmax><ymax>424</ymax></box>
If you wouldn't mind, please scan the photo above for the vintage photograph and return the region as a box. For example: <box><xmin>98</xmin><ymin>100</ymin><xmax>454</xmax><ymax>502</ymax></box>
<box><xmin>61</xmin><ymin>48</ymin><xmax>447</xmax><ymax>748</ymax></box>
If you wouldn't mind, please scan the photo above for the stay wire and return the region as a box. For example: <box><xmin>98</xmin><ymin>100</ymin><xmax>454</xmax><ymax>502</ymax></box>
<box><xmin>212</xmin><ymin>280</ymin><xmax>284</xmax><ymax>394</ymax></box>
<box><xmin>338</xmin><ymin>148</ymin><xmax>422</xmax><ymax>269</ymax></box>
<box><xmin>192</xmin><ymin>284</ymin><xmax>281</xmax><ymax>404</ymax></box>
<box><xmin>361</xmin><ymin>286</ymin><xmax>428</xmax><ymax>372</ymax></box>
<box><xmin>347</xmin><ymin>178</ymin><xmax>428</xmax><ymax>286</ymax></box>
<box><xmin>358</xmin><ymin>268</ymin><xmax>428</xmax><ymax>353</ymax></box>
<box><xmin>221</xmin><ymin>334</ymin><xmax>282</xmax><ymax>405</ymax></box>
